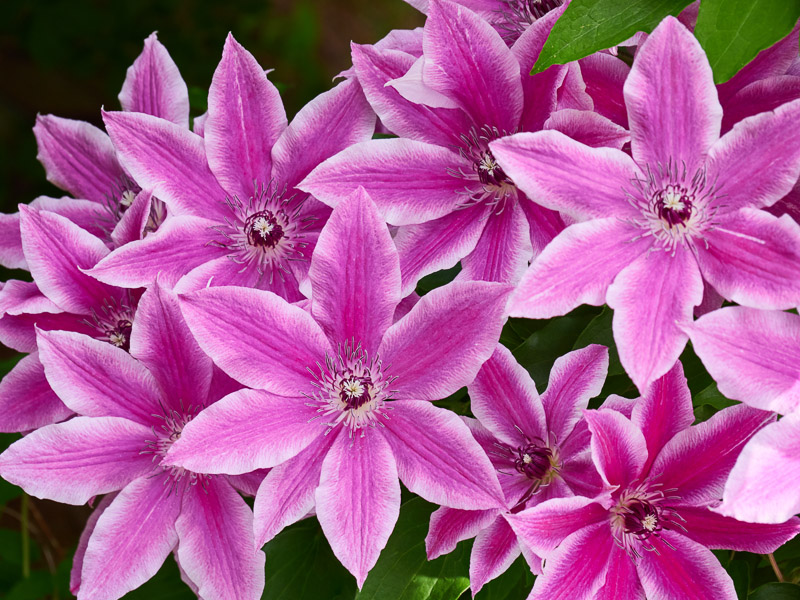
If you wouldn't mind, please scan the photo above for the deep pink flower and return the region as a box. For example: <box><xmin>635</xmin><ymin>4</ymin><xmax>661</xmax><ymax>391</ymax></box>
<box><xmin>299</xmin><ymin>0</ymin><xmax>627</xmax><ymax>294</ymax></box>
<box><xmin>164</xmin><ymin>188</ymin><xmax>511</xmax><ymax>586</ymax></box>
<box><xmin>86</xmin><ymin>34</ymin><xmax>375</xmax><ymax>299</ymax></box>
<box><xmin>491</xmin><ymin>16</ymin><xmax>800</xmax><ymax>391</ymax></box>
<box><xmin>425</xmin><ymin>344</ymin><xmax>607</xmax><ymax>593</ymax></box>
<box><xmin>505</xmin><ymin>362</ymin><xmax>800</xmax><ymax>600</ymax></box>
<box><xmin>0</xmin><ymin>283</ymin><xmax>264</xmax><ymax>600</ymax></box>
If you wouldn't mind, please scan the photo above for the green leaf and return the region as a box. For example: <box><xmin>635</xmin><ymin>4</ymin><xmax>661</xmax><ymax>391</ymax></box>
<box><xmin>122</xmin><ymin>556</ymin><xmax>196</xmax><ymax>599</ymax></box>
<box><xmin>572</xmin><ymin>306</ymin><xmax>623</xmax><ymax>376</ymax></box>
<box><xmin>474</xmin><ymin>555</ymin><xmax>534</xmax><ymax>600</ymax></box>
<box><xmin>262</xmin><ymin>517</ymin><xmax>357</xmax><ymax>600</ymax></box>
<box><xmin>357</xmin><ymin>497</ymin><xmax>471</xmax><ymax>600</ymax></box>
<box><xmin>532</xmin><ymin>0</ymin><xmax>694</xmax><ymax>73</ymax></box>
<box><xmin>415</xmin><ymin>264</ymin><xmax>461</xmax><ymax>297</ymax></box>
<box><xmin>695</xmin><ymin>0</ymin><xmax>800</xmax><ymax>84</ymax></box>
<box><xmin>748</xmin><ymin>582</ymin><xmax>800</xmax><ymax>600</ymax></box>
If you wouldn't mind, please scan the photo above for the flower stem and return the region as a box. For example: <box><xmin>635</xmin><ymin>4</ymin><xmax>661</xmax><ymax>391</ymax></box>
<box><xmin>21</xmin><ymin>494</ymin><xmax>30</xmax><ymax>578</ymax></box>
<box><xmin>768</xmin><ymin>553</ymin><xmax>784</xmax><ymax>582</ymax></box>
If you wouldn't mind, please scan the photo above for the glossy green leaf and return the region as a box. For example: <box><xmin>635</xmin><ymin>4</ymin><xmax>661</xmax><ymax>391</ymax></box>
<box><xmin>749</xmin><ymin>583</ymin><xmax>800</xmax><ymax>599</ymax></box>
<box><xmin>122</xmin><ymin>556</ymin><xmax>195</xmax><ymax>600</ymax></box>
<box><xmin>532</xmin><ymin>0</ymin><xmax>694</xmax><ymax>73</ymax></box>
<box><xmin>695</xmin><ymin>0</ymin><xmax>800</xmax><ymax>84</ymax></box>
<box><xmin>474</xmin><ymin>555</ymin><xmax>534</xmax><ymax>600</ymax></box>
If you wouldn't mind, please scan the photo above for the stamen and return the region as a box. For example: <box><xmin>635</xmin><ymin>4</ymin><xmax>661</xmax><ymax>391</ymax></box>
<box><xmin>495</xmin><ymin>0</ymin><xmax>565</xmax><ymax>44</ymax></box>
<box><xmin>82</xmin><ymin>294</ymin><xmax>137</xmax><ymax>352</ymax></box>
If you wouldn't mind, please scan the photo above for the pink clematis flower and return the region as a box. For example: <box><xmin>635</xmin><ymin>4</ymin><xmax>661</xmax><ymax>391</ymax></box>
<box><xmin>86</xmin><ymin>33</ymin><xmax>375</xmax><ymax>299</ymax></box>
<box><xmin>504</xmin><ymin>362</ymin><xmax>800</xmax><ymax>600</ymax></box>
<box><xmin>685</xmin><ymin>306</ymin><xmax>800</xmax><ymax>523</ymax></box>
<box><xmin>0</xmin><ymin>283</ymin><xmax>264</xmax><ymax>600</ymax></box>
<box><xmin>490</xmin><ymin>16</ymin><xmax>800</xmax><ymax>391</ymax></box>
<box><xmin>164</xmin><ymin>188</ymin><xmax>511</xmax><ymax>586</ymax></box>
<box><xmin>425</xmin><ymin>344</ymin><xmax>607</xmax><ymax>593</ymax></box>
<box><xmin>0</xmin><ymin>32</ymin><xmax>181</xmax><ymax>269</ymax></box>
<box><xmin>299</xmin><ymin>0</ymin><xmax>627</xmax><ymax>295</ymax></box>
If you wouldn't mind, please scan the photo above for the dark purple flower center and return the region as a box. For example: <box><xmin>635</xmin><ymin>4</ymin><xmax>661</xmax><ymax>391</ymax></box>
<box><xmin>612</xmin><ymin>483</ymin><xmax>685</xmax><ymax>559</ymax></box>
<box><xmin>514</xmin><ymin>443</ymin><xmax>553</xmax><ymax>480</ymax></box>
<box><xmin>451</xmin><ymin>126</ymin><xmax>518</xmax><ymax>211</ymax></box>
<box><xmin>84</xmin><ymin>296</ymin><xmax>137</xmax><ymax>352</ymax></box>
<box><xmin>339</xmin><ymin>374</ymin><xmax>374</xmax><ymax>410</ymax></box>
<box><xmin>477</xmin><ymin>150</ymin><xmax>512</xmax><ymax>188</ymax></box>
<box><xmin>104</xmin><ymin>318</ymin><xmax>133</xmax><ymax>351</ymax></box>
<box><xmin>653</xmin><ymin>184</ymin><xmax>694</xmax><ymax>227</ymax></box>
<box><xmin>497</xmin><ymin>0</ymin><xmax>564</xmax><ymax>44</ymax></box>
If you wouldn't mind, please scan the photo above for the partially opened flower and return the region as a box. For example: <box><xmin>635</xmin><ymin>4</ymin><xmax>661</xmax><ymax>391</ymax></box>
<box><xmin>491</xmin><ymin>16</ymin><xmax>800</xmax><ymax>390</ymax></box>
<box><xmin>685</xmin><ymin>306</ymin><xmax>800</xmax><ymax>523</ymax></box>
<box><xmin>299</xmin><ymin>0</ymin><xmax>627</xmax><ymax>294</ymax></box>
<box><xmin>87</xmin><ymin>33</ymin><xmax>375</xmax><ymax>299</ymax></box>
<box><xmin>426</xmin><ymin>344</ymin><xmax>607</xmax><ymax>593</ymax></box>
<box><xmin>165</xmin><ymin>188</ymin><xmax>511</xmax><ymax>586</ymax></box>
<box><xmin>505</xmin><ymin>362</ymin><xmax>800</xmax><ymax>600</ymax></box>
<box><xmin>0</xmin><ymin>283</ymin><xmax>264</xmax><ymax>600</ymax></box>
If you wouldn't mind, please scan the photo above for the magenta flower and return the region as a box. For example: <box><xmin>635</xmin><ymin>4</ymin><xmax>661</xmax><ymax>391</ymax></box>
<box><xmin>163</xmin><ymin>188</ymin><xmax>511</xmax><ymax>586</ymax></box>
<box><xmin>685</xmin><ymin>306</ymin><xmax>800</xmax><ymax>523</ymax></box>
<box><xmin>426</xmin><ymin>344</ymin><xmax>607</xmax><ymax>593</ymax></box>
<box><xmin>0</xmin><ymin>283</ymin><xmax>264</xmax><ymax>600</ymax></box>
<box><xmin>490</xmin><ymin>16</ymin><xmax>800</xmax><ymax>390</ymax></box>
<box><xmin>504</xmin><ymin>362</ymin><xmax>800</xmax><ymax>600</ymax></box>
<box><xmin>86</xmin><ymin>34</ymin><xmax>375</xmax><ymax>300</ymax></box>
<box><xmin>299</xmin><ymin>0</ymin><xmax>627</xmax><ymax>295</ymax></box>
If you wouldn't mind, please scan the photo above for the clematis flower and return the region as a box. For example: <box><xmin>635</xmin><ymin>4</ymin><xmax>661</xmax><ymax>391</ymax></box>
<box><xmin>0</xmin><ymin>283</ymin><xmax>264</xmax><ymax>600</ymax></box>
<box><xmin>490</xmin><ymin>16</ymin><xmax>800</xmax><ymax>391</ymax></box>
<box><xmin>86</xmin><ymin>33</ymin><xmax>375</xmax><ymax>299</ymax></box>
<box><xmin>425</xmin><ymin>344</ymin><xmax>607</xmax><ymax>593</ymax></box>
<box><xmin>164</xmin><ymin>188</ymin><xmax>511</xmax><ymax>586</ymax></box>
<box><xmin>504</xmin><ymin>362</ymin><xmax>800</xmax><ymax>600</ymax></box>
<box><xmin>685</xmin><ymin>306</ymin><xmax>800</xmax><ymax>523</ymax></box>
<box><xmin>299</xmin><ymin>0</ymin><xmax>627</xmax><ymax>295</ymax></box>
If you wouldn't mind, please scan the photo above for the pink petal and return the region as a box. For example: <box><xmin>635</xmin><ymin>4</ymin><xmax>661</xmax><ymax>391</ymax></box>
<box><xmin>557</xmin><ymin>63</ymin><xmax>594</xmax><ymax>112</ymax></box>
<box><xmin>0</xmin><ymin>417</ymin><xmax>151</xmax><ymax>505</ymax></box>
<box><xmin>205</xmin><ymin>34</ymin><xmax>286</xmax><ymax>201</ymax></box>
<box><xmin>33</xmin><ymin>114</ymin><xmax>125</xmax><ymax>204</ymax></box>
<box><xmin>624</xmin><ymin>17</ymin><xmax>722</xmax><ymax>172</ymax></box>
<box><xmin>469</xmin><ymin>344</ymin><xmax>547</xmax><ymax>446</ymax></box>
<box><xmin>178</xmin><ymin>286</ymin><xmax>332</xmax><ymax>395</ymax></box>
<box><xmin>425</xmin><ymin>507</ymin><xmax>497</xmax><ymax>560</ymax></box>
<box><xmin>544</xmin><ymin>109</ymin><xmax>630</xmax><ymax>150</ymax></box>
<box><xmin>0</xmin><ymin>310</ymin><xmax>93</xmax><ymax>354</ymax></box>
<box><xmin>315</xmin><ymin>429</ymin><xmax>401</xmax><ymax>588</ymax></box>
<box><xmin>0</xmin><ymin>352</ymin><xmax>72</xmax><ymax>433</ymax></box>
<box><xmin>71</xmin><ymin>493</ymin><xmax>116</xmax><ymax>596</ymax></box>
<box><xmin>110</xmin><ymin>189</ymin><xmax>153</xmax><ymax>248</ymax></box>
<box><xmin>541</xmin><ymin>344</ymin><xmax>609</xmax><ymax>444</ymax></box>
<box><xmin>173</xmin><ymin>255</ymin><xmax>303</xmax><ymax>299</ymax></box>
<box><xmin>0</xmin><ymin>280</ymin><xmax>60</xmax><ymax>316</ymax></box>
<box><xmin>721</xmin><ymin>76</ymin><xmax>800</xmax><ymax>134</ymax></box>
<box><xmin>378</xmin><ymin>281</ymin><xmax>511</xmax><ymax>401</ymax></box>
<box><xmin>508</xmin><ymin>218</ymin><xmax>650</xmax><ymax>319</ymax></box>
<box><xmin>518</xmin><ymin>198</ymin><xmax>566</xmax><ymax>256</ymax></box>
<box><xmin>579</xmin><ymin>53</ymin><xmax>630</xmax><ymax>129</ymax></box>
<box><xmin>716</xmin><ymin>414</ymin><xmax>800</xmax><ymax>523</ymax></box>
<box><xmin>607</xmin><ymin>246</ymin><xmax>704</xmax><ymax>391</ymax></box>
<box><xmin>37</xmin><ymin>329</ymin><xmax>163</xmax><ymax>425</ymax></box>
<box><xmin>470</xmin><ymin>516</ymin><xmax>521</xmax><ymax>594</ymax></box>
<box><xmin>119</xmin><ymin>32</ymin><xmax>190</xmax><ymax>128</ymax></box>
<box><xmin>585</xmin><ymin>409</ymin><xmax>647</xmax><ymax>488</ymax></box>
<box><xmin>489</xmin><ymin>131</ymin><xmax>641</xmax><ymax>221</ymax></box>
<box><xmin>176</xmin><ymin>479</ymin><xmax>266</xmax><ymax>600</ymax></box>
<box><xmin>253</xmin><ymin>432</ymin><xmax>337</xmax><ymax>547</ymax></box>
<box><xmin>30</xmin><ymin>196</ymin><xmax>110</xmax><ymax>241</ymax></box>
<box><xmin>422</xmin><ymin>0</ymin><xmax>523</xmax><ymax>132</ymax></box>
<box><xmin>129</xmin><ymin>283</ymin><xmax>213</xmax><ymax>408</ymax></box>
<box><xmin>381</xmin><ymin>400</ymin><xmax>504</xmax><ymax>509</ymax></box>
<box><xmin>695</xmin><ymin>209</ymin><xmax>800</xmax><ymax>310</ymax></box>
<box><xmin>309</xmin><ymin>187</ymin><xmax>400</xmax><ymax>353</ymax></box>
<box><xmin>595</xmin><ymin>544</ymin><xmax>644</xmax><ymax>600</ymax></box>
<box><xmin>102</xmin><ymin>110</ymin><xmax>229</xmax><ymax>220</ymax></box>
<box><xmin>165</xmin><ymin>388</ymin><xmax>321</xmax><ymax>475</ymax></box>
<box><xmin>79</xmin><ymin>476</ymin><xmax>180</xmax><ymax>599</ymax></box>
<box><xmin>679</xmin><ymin>506</ymin><xmax>800</xmax><ymax>553</ymax></box>
<box><xmin>298</xmin><ymin>138</ymin><xmax>467</xmax><ymax>226</ymax></box>
<box><xmin>0</xmin><ymin>211</ymin><xmax>25</xmax><ymax>269</ymax></box>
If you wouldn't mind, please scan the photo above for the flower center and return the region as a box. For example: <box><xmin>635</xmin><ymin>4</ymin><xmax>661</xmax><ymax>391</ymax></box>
<box><xmin>307</xmin><ymin>341</ymin><xmax>395</xmax><ymax>436</ymax></box>
<box><xmin>84</xmin><ymin>296</ymin><xmax>137</xmax><ymax>352</ymax></box>
<box><xmin>245</xmin><ymin>211</ymin><xmax>285</xmax><ymax>249</ymax></box>
<box><xmin>611</xmin><ymin>482</ymin><xmax>685</xmax><ymax>559</ymax></box>
<box><xmin>497</xmin><ymin>0</ymin><xmax>564</xmax><ymax>44</ymax></box>
<box><xmin>450</xmin><ymin>126</ymin><xmax>518</xmax><ymax>212</ymax></box>
<box><xmin>143</xmin><ymin>405</ymin><xmax>207</xmax><ymax>490</ymax></box>
<box><xmin>514</xmin><ymin>443</ymin><xmax>553</xmax><ymax>481</ymax></box>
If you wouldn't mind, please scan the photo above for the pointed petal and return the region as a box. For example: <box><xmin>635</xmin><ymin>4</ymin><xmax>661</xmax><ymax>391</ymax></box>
<box><xmin>0</xmin><ymin>352</ymin><xmax>72</xmax><ymax>433</ymax></box>
<box><xmin>176</xmin><ymin>479</ymin><xmax>266</xmax><ymax>600</ymax></box>
<box><xmin>179</xmin><ymin>286</ymin><xmax>331</xmax><ymax>395</ymax></box>
<box><xmin>469</xmin><ymin>343</ymin><xmax>546</xmax><ymax>446</ymax></box>
<box><xmin>579</xmin><ymin>53</ymin><xmax>630</xmax><ymax>129</ymax></box>
<box><xmin>721</xmin><ymin>76</ymin><xmax>800</xmax><ymax>134</ymax></box>
<box><xmin>0</xmin><ymin>211</ymin><xmax>25</xmax><ymax>269</ymax></box>
<box><xmin>33</xmin><ymin>114</ymin><xmax>125</xmax><ymax>203</ymax></box>
<box><xmin>119</xmin><ymin>32</ymin><xmax>190</xmax><ymax>128</ymax></box>
<box><xmin>110</xmin><ymin>189</ymin><xmax>153</xmax><ymax>247</ymax></box>
<box><xmin>298</xmin><ymin>138</ymin><xmax>467</xmax><ymax>226</ymax></box>
<box><xmin>425</xmin><ymin>507</ymin><xmax>498</xmax><ymax>560</ymax></box>
<box><xmin>679</xmin><ymin>506</ymin><xmax>800</xmax><ymax>553</ymax></box>
<box><xmin>37</xmin><ymin>329</ymin><xmax>163</xmax><ymax>424</ymax></box>
<box><xmin>316</xmin><ymin>429</ymin><xmax>400</xmax><ymax>588</ymax></box>
<box><xmin>379</xmin><ymin>281</ymin><xmax>511</xmax><ymax>401</ymax></box>
<box><xmin>382</xmin><ymin>400</ymin><xmax>504</xmax><ymax>509</ymax></box>
<box><xmin>71</xmin><ymin>493</ymin><xmax>116</xmax><ymax>596</ymax></box>
<box><xmin>508</xmin><ymin>218</ymin><xmax>650</xmax><ymax>319</ymax></box>
<box><xmin>0</xmin><ymin>310</ymin><xmax>95</xmax><ymax>354</ymax></box>
<box><xmin>544</xmin><ymin>109</ymin><xmax>629</xmax><ymax>150</ymax></box>
<box><xmin>253</xmin><ymin>432</ymin><xmax>336</xmax><ymax>547</ymax></box>
<box><xmin>489</xmin><ymin>131</ymin><xmax>641</xmax><ymax>221</ymax></box>
<box><xmin>103</xmin><ymin>110</ymin><xmax>229</xmax><ymax>220</ymax></box>
<box><xmin>687</xmin><ymin>307</ymin><xmax>800</xmax><ymax>414</ymax></box>
<box><xmin>165</xmin><ymin>388</ymin><xmax>321</xmax><ymax>475</ymax></box>
<box><xmin>624</xmin><ymin>17</ymin><xmax>722</xmax><ymax>171</ymax></box>
<box><xmin>205</xmin><ymin>34</ymin><xmax>286</xmax><ymax>201</ymax></box>
<box><xmin>310</xmin><ymin>188</ymin><xmax>400</xmax><ymax>353</ymax></box>
<box><xmin>79</xmin><ymin>477</ymin><xmax>180</xmax><ymax>600</ymax></box>
<box><xmin>30</xmin><ymin>196</ymin><xmax>110</xmax><ymax>241</ymax></box>
<box><xmin>695</xmin><ymin>209</ymin><xmax>800</xmax><ymax>310</ymax></box>
<box><xmin>470</xmin><ymin>517</ymin><xmax>521</xmax><ymax>594</ymax></box>
<box><xmin>608</xmin><ymin>247</ymin><xmax>704</xmax><ymax>391</ymax></box>
<box><xmin>130</xmin><ymin>283</ymin><xmax>213</xmax><ymax>407</ymax></box>
<box><xmin>585</xmin><ymin>409</ymin><xmax>647</xmax><ymax>488</ymax></box>
<box><xmin>0</xmin><ymin>417</ymin><xmax>151</xmax><ymax>504</ymax></box>
<box><xmin>595</xmin><ymin>545</ymin><xmax>644</xmax><ymax>600</ymax></box>
<box><xmin>0</xmin><ymin>280</ymin><xmax>58</xmax><ymax>316</ymax></box>
<box><xmin>716</xmin><ymin>414</ymin><xmax>800</xmax><ymax>523</ymax></box>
